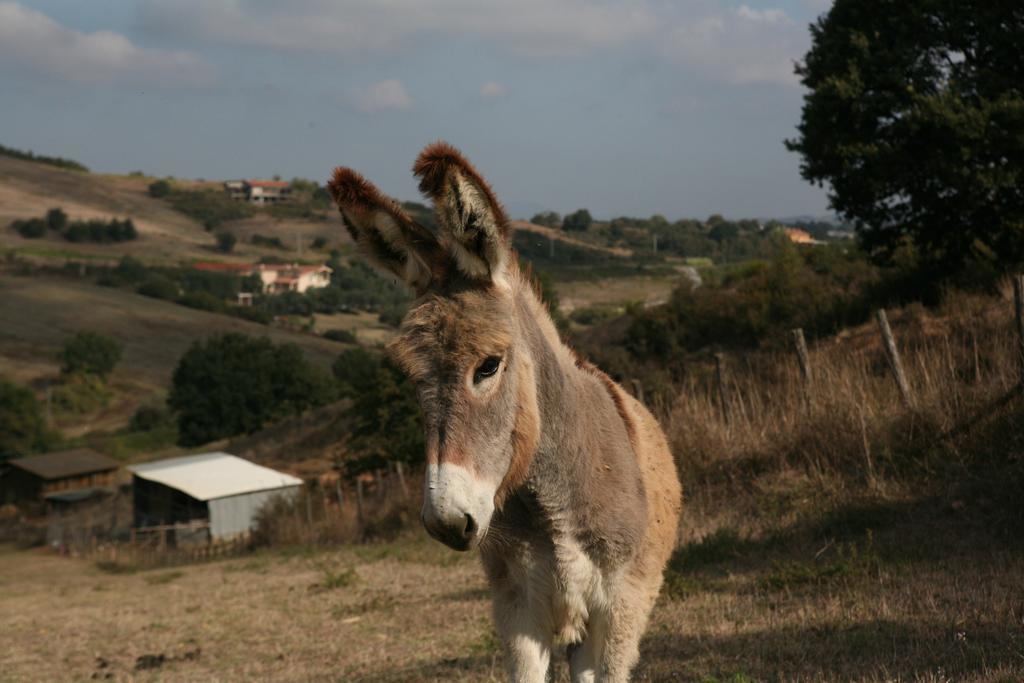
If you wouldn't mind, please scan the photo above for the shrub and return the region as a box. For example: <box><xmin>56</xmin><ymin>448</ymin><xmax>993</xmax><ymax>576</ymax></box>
<box><xmin>62</xmin><ymin>218</ymin><xmax>137</xmax><ymax>243</ymax></box>
<box><xmin>168</xmin><ymin>333</ymin><xmax>336</xmax><ymax>446</ymax></box>
<box><xmin>323</xmin><ymin>328</ymin><xmax>357</xmax><ymax>344</ymax></box>
<box><xmin>311</xmin><ymin>236</ymin><xmax>328</xmax><ymax>250</ymax></box>
<box><xmin>129</xmin><ymin>405</ymin><xmax>171</xmax><ymax>432</ymax></box>
<box><xmin>12</xmin><ymin>218</ymin><xmax>46</xmax><ymax>238</ymax></box>
<box><xmin>177</xmin><ymin>290</ymin><xmax>226</xmax><ymax>313</ymax></box>
<box><xmin>137</xmin><ymin>275</ymin><xmax>179</xmax><ymax>301</ymax></box>
<box><xmin>147</xmin><ymin>180</ymin><xmax>171</xmax><ymax>198</ymax></box>
<box><xmin>332</xmin><ymin>347</ymin><xmax>380</xmax><ymax>398</ymax></box>
<box><xmin>251</xmin><ymin>233</ymin><xmax>286</xmax><ymax>249</ymax></box>
<box><xmin>0</xmin><ymin>379</ymin><xmax>53</xmax><ymax>460</ymax></box>
<box><xmin>216</xmin><ymin>231</ymin><xmax>237</xmax><ymax>253</ymax></box>
<box><xmin>166</xmin><ymin>189</ymin><xmax>254</xmax><ymax>230</ymax></box>
<box><xmin>45</xmin><ymin>208</ymin><xmax>68</xmax><ymax>231</ymax></box>
<box><xmin>562</xmin><ymin>208</ymin><xmax>592</xmax><ymax>232</ymax></box>
<box><xmin>59</xmin><ymin>331</ymin><xmax>122</xmax><ymax>379</ymax></box>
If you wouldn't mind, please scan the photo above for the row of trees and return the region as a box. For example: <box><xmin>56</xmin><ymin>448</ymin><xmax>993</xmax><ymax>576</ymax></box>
<box><xmin>11</xmin><ymin>208</ymin><xmax>138</xmax><ymax>243</ymax></box>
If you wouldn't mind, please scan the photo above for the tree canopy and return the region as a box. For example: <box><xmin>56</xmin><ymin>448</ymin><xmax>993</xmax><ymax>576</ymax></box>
<box><xmin>60</xmin><ymin>331</ymin><xmax>122</xmax><ymax>379</ymax></box>
<box><xmin>168</xmin><ymin>333</ymin><xmax>334</xmax><ymax>446</ymax></box>
<box><xmin>787</xmin><ymin>1</ymin><xmax>1024</xmax><ymax>274</ymax></box>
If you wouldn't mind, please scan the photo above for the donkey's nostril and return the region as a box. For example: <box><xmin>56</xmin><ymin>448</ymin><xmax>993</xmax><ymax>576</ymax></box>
<box><xmin>463</xmin><ymin>513</ymin><xmax>478</xmax><ymax>539</ymax></box>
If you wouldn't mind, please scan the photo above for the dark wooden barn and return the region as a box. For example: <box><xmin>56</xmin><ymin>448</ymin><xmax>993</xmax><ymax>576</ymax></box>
<box><xmin>1</xmin><ymin>448</ymin><xmax>119</xmax><ymax>505</ymax></box>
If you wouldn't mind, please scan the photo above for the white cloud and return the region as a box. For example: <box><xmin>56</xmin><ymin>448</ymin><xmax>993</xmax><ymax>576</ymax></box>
<box><xmin>139</xmin><ymin>0</ymin><xmax>657</xmax><ymax>58</ymax></box>
<box><xmin>662</xmin><ymin>4</ymin><xmax>805</xmax><ymax>86</ymax></box>
<box><xmin>138</xmin><ymin>0</ymin><xmax>807</xmax><ymax>87</ymax></box>
<box><xmin>480</xmin><ymin>81</ymin><xmax>508</xmax><ymax>99</ymax></box>
<box><xmin>0</xmin><ymin>2</ymin><xmax>215</xmax><ymax>87</ymax></box>
<box><xmin>352</xmin><ymin>79</ymin><xmax>413</xmax><ymax>113</ymax></box>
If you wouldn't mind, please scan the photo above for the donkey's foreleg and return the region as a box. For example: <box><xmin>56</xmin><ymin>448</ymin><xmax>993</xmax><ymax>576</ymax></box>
<box><xmin>567</xmin><ymin>609</ymin><xmax>609</xmax><ymax>683</ymax></box>
<box><xmin>492</xmin><ymin>592</ymin><xmax>552</xmax><ymax>683</ymax></box>
<box><xmin>595</xmin><ymin>578</ymin><xmax>659</xmax><ymax>683</ymax></box>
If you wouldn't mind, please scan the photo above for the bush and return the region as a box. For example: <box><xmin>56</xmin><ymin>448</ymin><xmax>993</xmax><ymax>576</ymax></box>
<box><xmin>168</xmin><ymin>333</ymin><xmax>336</xmax><ymax>446</ymax></box>
<box><xmin>216</xmin><ymin>231</ymin><xmax>237</xmax><ymax>253</ymax></box>
<box><xmin>45</xmin><ymin>208</ymin><xmax>68</xmax><ymax>231</ymax></box>
<box><xmin>311</xmin><ymin>236</ymin><xmax>328</xmax><ymax>250</ymax></box>
<box><xmin>332</xmin><ymin>347</ymin><xmax>380</xmax><ymax>398</ymax></box>
<box><xmin>59</xmin><ymin>331</ymin><xmax>122</xmax><ymax>379</ymax></box>
<box><xmin>51</xmin><ymin>373</ymin><xmax>111</xmax><ymax>414</ymax></box>
<box><xmin>137</xmin><ymin>275</ymin><xmax>179</xmax><ymax>301</ymax></box>
<box><xmin>342</xmin><ymin>355</ymin><xmax>424</xmax><ymax>475</ymax></box>
<box><xmin>0</xmin><ymin>379</ymin><xmax>53</xmax><ymax>460</ymax></box>
<box><xmin>323</xmin><ymin>328</ymin><xmax>357</xmax><ymax>344</ymax></box>
<box><xmin>251</xmin><ymin>233</ymin><xmax>285</xmax><ymax>249</ymax></box>
<box><xmin>177</xmin><ymin>290</ymin><xmax>226</xmax><ymax>313</ymax></box>
<box><xmin>147</xmin><ymin>180</ymin><xmax>171</xmax><ymax>198</ymax></box>
<box><xmin>129</xmin><ymin>405</ymin><xmax>171</xmax><ymax>432</ymax></box>
<box><xmin>166</xmin><ymin>189</ymin><xmax>254</xmax><ymax>230</ymax></box>
<box><xmin>62</xmin><ymin>218</ymin><xmax>137</xmax><ymax>243</ymax></box>
<box><xmin>12</xmin><ymin>218</ymin><xmax>46</xmax><ymax>239</ymax></box>
<box><xmin>562</xmin><ymin>208</ymin><xmax>592</xmax><ymax>232</ymax></box>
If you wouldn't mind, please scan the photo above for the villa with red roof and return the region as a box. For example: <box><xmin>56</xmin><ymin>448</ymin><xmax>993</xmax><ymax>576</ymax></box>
<box><xmin>194</xmin><ymin>262</ymin><xmax>332</xmax><ymax>294</ymax></box>
<box><xmin>223</xmin><ymin>179</ymin><xmax>292</xmax><ymax>204</ymax></box>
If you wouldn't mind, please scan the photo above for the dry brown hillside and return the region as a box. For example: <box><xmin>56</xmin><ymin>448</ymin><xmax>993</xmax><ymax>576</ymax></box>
<box><xmin>0</xmin><ymin>273</ymin><xmax>347</xmax><ymax>435</ymax></box>
<box><xmin>0</xmin><ymin>157</ymin><xmax>350</xmax><ymax>263</ymax></box>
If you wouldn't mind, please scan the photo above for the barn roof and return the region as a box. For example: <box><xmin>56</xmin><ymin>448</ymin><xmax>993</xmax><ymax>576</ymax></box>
<box><xmin>128</xmin><ymin>452</ymin><xmax>302</xmax><ymax>501</ymax></box>
<box><xmin>9</xmin><ymin>449</ymin><xmax>119</xmax><ymax>480</ymax></box>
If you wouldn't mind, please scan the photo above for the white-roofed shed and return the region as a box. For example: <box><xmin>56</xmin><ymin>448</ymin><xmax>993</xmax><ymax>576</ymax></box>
<box><xmin>129</xmin><ymin>452</ymin><xmax>302</xmax><ymax>540</ymax></box>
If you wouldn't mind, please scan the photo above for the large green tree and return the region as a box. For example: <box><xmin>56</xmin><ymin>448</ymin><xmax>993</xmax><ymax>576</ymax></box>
<box><xmin>168</xmin><ymin>333</ymin><xmax>334</xmax><ymax>446</ymax></box>
<box><xmin>787</xmin><ymin>1</ymin><xmax>1024</xmax><ymax>273</ymax></box>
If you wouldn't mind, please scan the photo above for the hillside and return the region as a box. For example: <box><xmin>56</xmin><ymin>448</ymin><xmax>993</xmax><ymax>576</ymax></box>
<box><xmin>0</xmin><ymin>156</ymin><xmax>350</xmax><ymax>264</ymax></box>
<box><xmin>0</xmin><ymin>273</ymin><xmax>348</xmax><ymax>436</ymax></box>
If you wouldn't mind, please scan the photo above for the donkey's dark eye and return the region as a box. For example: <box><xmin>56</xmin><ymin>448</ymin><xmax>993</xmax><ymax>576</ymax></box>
<box><xmin>473</xmin><ymin>356</ymin><xmax>502</xmax><ymax>383</ymax></box>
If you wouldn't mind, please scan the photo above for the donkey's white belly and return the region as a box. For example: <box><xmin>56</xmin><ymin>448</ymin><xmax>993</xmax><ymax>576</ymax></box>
<box><xmin>504</xmin><ymin>535</ymin><xmax>609</xmax><ymax>645</ymax></box>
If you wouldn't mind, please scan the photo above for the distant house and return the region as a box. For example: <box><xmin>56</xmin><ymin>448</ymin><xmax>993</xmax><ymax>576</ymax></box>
<box><xmin>128</xmin><ymin>452</ymin><xmax>302</xmax><ymax>541</ymax></box>
<box><xmin>1</xmin><ymin>448</ymin><xmax>119</xmax><ymax>505</ymax></box>
<box><xmin>781</xmin><ymin>227</ymin><xmax>821</xmax><ymax>245</ymax></box>
<box><xmin>193</xmin><ymin>262</ymin><xmax>332</xmax><ymax>294</ymax></box>
<box><xmin>223</xmin><ymin>179</ymin><xmax>292</xmax><ymax>204</ymax></box>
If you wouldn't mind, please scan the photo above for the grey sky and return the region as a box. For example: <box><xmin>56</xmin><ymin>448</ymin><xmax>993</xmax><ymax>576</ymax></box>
<box><xmin>1</xmin><ymin>0</ymin><xmax>835</xmax><ymax>220</ymax></box>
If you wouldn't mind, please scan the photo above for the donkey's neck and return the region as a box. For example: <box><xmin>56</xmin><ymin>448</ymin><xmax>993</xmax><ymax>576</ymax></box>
<box><xmin>509</xmin><ymin>286</ymin><xmax>646</xmax><ymax>562</ymax></box>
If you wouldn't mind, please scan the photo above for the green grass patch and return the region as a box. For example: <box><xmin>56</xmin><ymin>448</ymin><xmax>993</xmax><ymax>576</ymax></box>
<box><xmin>144</xmin><ymin>570</ymin><xmax>184</xmax><ymax>586</ymax></box>
<box><xmin>669</xmin><ymin>527</ymin><xmax>752</xmax><ymax>572</ymax></box>
<box><xmin>759</xmin><ymin>536</ymin><xmax>883</xmax><ymax>591</ymax></box>
<box><xmin>314</xmin><ymin>564</ymin><xmax>358</xmax><ymax>590</ymax></box>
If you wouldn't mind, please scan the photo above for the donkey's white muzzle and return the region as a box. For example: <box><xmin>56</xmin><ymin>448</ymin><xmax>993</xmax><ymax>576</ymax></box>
<box><xmin>422</xmin><ymin>463</ymin><xmax>495</xmax><ymax>551</ymax></box>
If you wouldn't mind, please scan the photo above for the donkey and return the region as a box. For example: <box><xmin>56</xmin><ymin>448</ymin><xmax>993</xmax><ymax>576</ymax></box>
<box><xmin>328</xmin><ymin>142</ymin><xmax>682</xmax><ymax>682</ymax></box>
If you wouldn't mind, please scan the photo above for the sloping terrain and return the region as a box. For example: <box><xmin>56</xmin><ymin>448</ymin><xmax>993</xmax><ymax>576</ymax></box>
<box><xmin>0</xmin><ymin>156</ymin><xmax>351</xmax><ymax>263</ymax></box>
<box><xmin>0</xmin><ymin>273</ymin><xmax>345</xmax><ymax>391</ymax></box>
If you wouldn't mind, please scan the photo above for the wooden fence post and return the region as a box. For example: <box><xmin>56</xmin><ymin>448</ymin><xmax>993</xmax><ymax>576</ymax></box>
<box><xmin>395</xmin><ymin>461</ymin><xmax>409</xmax><ymax>501</ymax></box>
<box><xmin>355</xmin><ymin>478</ymin><xmax>365</xmax><ymax>529</ymax></box>
<box><xmin>790</xmin><ymin>328</ymin><xmax>813</xmax><ymax>386</ymax></box>
<box><xmin>714</xmin><ymin>353</ymin><xmax>731</xmax><ymax>422</ymax></box>
<box><xmin>1013</xmin><ymin>274</ymin><xmax>1024</xmax><ymax>386</ymax></box>
<box><xmin>875</xmin><ymin>309</ymin><xmax>913</xmax><ymax>408</ymax></box>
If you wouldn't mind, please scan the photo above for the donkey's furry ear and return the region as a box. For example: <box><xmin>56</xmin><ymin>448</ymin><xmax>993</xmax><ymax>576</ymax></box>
<box><xmin>328</xmin><ymin>167</ymin><xmax>442</xmax><ymax>294</ymax></box>
<box><xmin>413</xmin><ymin>142</ymin><xmax>510</xmax><ymax>281</ymax></box>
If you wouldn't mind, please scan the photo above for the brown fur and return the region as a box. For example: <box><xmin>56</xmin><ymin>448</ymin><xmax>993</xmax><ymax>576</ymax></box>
<box><xmin>412</xmin><ymin>141</ymin><xmax>510</xmax><ymax>234</ymax></box>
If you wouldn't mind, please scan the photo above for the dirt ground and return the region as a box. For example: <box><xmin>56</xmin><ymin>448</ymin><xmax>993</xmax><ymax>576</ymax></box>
<box><xmin>3</xmin><ymin>517</ymin><xmax>1022</xmax><ymax>683</ymax></box>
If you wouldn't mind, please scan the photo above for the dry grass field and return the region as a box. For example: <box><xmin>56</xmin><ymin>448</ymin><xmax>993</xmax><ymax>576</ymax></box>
<box><xmin>0</xmin><ymin>156</ymin><xmax>351</xmax><ymax>264</ymax></box>
<box><xmin>2</xmin><ymin>501</ymin><xmax>1022</xmax><ymax>683</ymax></box>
